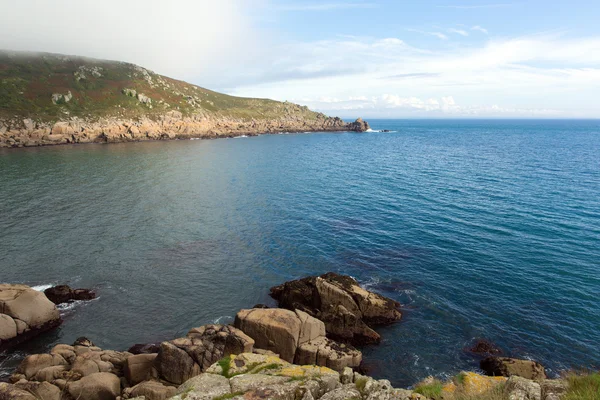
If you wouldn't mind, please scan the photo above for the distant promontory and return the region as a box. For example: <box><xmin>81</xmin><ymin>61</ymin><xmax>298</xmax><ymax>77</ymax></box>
<box><xmin>0</xmin><ymin>51</ymin><xmax>369</xmax><ymax>148</ymax></box>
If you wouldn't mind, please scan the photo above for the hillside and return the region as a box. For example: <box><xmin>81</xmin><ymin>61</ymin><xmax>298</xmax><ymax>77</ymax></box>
<box><xmin>0</xmin><ymin>51</ymin><xmax>368</xmax><ymax>147</ymax></box>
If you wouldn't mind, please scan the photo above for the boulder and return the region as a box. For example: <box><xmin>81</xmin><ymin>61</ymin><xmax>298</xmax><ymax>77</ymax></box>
<box><xmin>295</xmin><ymin>336</ymin><xmax>361</xmax><ymax>371</ymax></box>
<box><xmin>154</xmin><ymin>324</ymin><xmax>254</xmax><ymax>385</ymax></box>
<box><xmin>154</xmin><ymin>341</ymin><xmax>200</xmax><ymax>385</ymax></box>
<box><xmin>234</xmin><ymin>308</ymin><xmax>301</xmax><ymax>363</ymax></box>
<box><xmin>14</xmin><ymin>381</ymin><xmax>62</xmax><ymax>400</ymax></box>
<box><xmin>270</xmin><ymin>273</ymin><xmax>401</xmax><ymax>345</ymax></box>
<box><xmin>0</xmin><ymin>382</ymin><xmax>37</xmax><ymax>399</ymax></box>
<box><xmin>467</xmin><ymin>339</ymin><xmax>503</xmax><ymax>356</ymax></box>
<box><xmin>67</xmin><ymin>372</ymin><xmax>121</xmax><ymax>400</ymax></box>
<box><xmin>128</xmin><ymin>343</ymin><xmax>161</xmax><ymax>354</ymax></box>
<box><xmin>125</xmin><ymin>353</ymin><xmax>158</xmax><ymax>385</ymax></box>
<box><xmin>44</xmin><ymin>284</ymin><xmax>96</xmax><ymax>305</ymax></box>
<box><xmin>128</xmin><ymin>380</ymin><xmax>177</xmax><ymax>400</ymax></box>
<box><xmin>540</xmin><ymin>380</ymin><xmax>568</xmax><ymax>400</ymax></box>
<box><xmin>0</xmin><ymin>284</ymin><xmax>61</xmax><ymax>350</ymax></box>
<box><xmin>481</xmin><ymin>357</ymin><xmax>547</xmax><ymax>380</ymax></box>
<box><xmin>506</xmin><ymin>376</ymin><xmax>542</xmax><ymax>400</ymax></box>
<box><xmin>16</xmin><ymin>353</ymin><xmax>68</xmax><ymax>380</ymax></box>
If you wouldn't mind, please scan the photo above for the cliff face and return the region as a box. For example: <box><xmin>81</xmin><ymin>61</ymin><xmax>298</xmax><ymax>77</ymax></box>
<box><xmin>0</xmin><ymin>51</ymin><xmax>369</xmax><ymax>148</ymax></box>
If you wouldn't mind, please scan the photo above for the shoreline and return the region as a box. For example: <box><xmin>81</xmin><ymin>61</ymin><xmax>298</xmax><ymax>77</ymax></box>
<box><xmin>0</xmin><ymin>112</ymin><xmax>370</xmax><ymax>149</ymax></box>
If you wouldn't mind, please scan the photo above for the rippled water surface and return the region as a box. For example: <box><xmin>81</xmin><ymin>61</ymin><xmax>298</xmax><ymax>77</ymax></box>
<box><xmin>1</xmin><ymin>120</ymin><xmax>599</xmax><ymax>386</ymax></box>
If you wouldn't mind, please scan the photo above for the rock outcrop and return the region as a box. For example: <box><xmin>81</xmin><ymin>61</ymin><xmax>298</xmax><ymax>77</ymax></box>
<box><xmin>480</xmin><ymin>357</ymin><xmax>547</xmax><ymax>380</ymax></box>
<box><xmin>43</xmin><ymin>285</ymin><xmax>96</xmax><ymax>305</ymax></box>
<box><xmin>270</xmin><ymin>272</ymin><xmax>402</xmax><ymax>345</ymax></box>
<box><xmin>0</xmin><ymin>114</ymin><xmax>370</xmax><ymax>148</ymax></box>
<box><xmin>234</xmin><ymin>308</ymin><xmax>361</xmax><ymax>371</ymax></box>
<box><xmin>154</xmin><ymin>324</ymin><xmax>254</xmax><ymax>385</ymax></box>
<box><xmin>0</xmin><ymin>284</ymin><xmax>61</xmax><ymax>351</ymax></box>
<box><xmin>347</xmin><ymin>117</ymin><xmax>370</xmax><ymax>132</ymax></box>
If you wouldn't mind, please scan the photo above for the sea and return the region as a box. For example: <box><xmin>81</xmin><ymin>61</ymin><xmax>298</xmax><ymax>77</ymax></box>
<box><xmin>0</xmin><ymin>119</ymin><xmax>599</xmax><ymax>387</ymax></box>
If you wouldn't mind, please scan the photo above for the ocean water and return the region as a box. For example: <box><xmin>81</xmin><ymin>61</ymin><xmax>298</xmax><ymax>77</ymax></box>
<box><xmin>0</xmin><ymin>119</ymin><xmax>599</xmax><ymax>386</ymax></box>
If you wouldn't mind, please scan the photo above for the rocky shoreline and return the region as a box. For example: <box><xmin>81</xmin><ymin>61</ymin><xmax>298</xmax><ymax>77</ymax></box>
<box><xmin>0</xmin><ymin>275</ymin><xmax>587</xmax><ymax>400</ymax></box>
<box><xmin>0</xmin><ymin>113</ymin><xmax>370</xmax><ymax>148</ymax></box>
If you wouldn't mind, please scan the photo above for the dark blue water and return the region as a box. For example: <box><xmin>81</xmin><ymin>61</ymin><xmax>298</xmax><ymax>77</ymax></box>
<box><xmin>1</xmin><ymin>120</ymin><xmax>599</xmax><ymax>386</ymax></box>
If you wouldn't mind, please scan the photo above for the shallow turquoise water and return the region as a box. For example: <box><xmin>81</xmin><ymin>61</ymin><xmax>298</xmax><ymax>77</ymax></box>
<box><xmin>1</xmin><ymin>120</ymin><xmax>599</xmax><ymax>386</ymax></box>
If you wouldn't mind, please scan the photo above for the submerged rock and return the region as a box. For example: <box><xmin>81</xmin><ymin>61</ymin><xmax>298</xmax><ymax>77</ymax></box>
<box><xmin>467</xmin><ymin>338</ymin><xmax>503</xmax><ymax>356</ymax></box>
<box><xmin>270</xmin><ymin>272</ymin><xmax>401</xmax><ymax>345</ymax></box>
<box><xmin>44</xmin><ymin>284</ymin><xmax>96</xmax><ymax>305</ymax></box>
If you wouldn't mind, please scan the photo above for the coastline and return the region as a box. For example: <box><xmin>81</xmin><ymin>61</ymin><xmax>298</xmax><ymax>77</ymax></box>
<box><xmin>0</xmin><ymin>112</ymin><xmax>370</xmax><ymax>149</ymax></box>
<box><xmin>0</xmin><ymin>275</ymin><xmax>586</xmax><ymax>400</ymax></box>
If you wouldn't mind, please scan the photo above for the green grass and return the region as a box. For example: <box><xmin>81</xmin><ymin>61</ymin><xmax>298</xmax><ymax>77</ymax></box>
<box><xmin>564</xmin><ymin>372</ymin><xmax>600</xmax><ymax>400</ymax></box>
<box><xmin>217</xmin><ymin>355</ymin><xmax>232</xmax><ymax>378</ymax></box>
<box><xmin>0</xmin><ymin>50</ymin><xmax>330</xmax><ymax>123</ymax></box>
<box><xmin>414</xmin><ymin>380</ymin><xmax>445</xmax><ymax>400</ymax></box>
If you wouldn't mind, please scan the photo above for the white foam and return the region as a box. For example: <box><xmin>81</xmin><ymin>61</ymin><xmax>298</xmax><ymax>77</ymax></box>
<box><xmin>235</xmin><ymin>135</ymin><xmax>248</xmax><ymax>138</ymax></box>
<box><xmin>31</xmin><ymin>284</ymin><xmax>53</xmax><ymax>292</ymax></box>
<box><xmin>212</xmin><ymin>315</ymin><xmax>234</xmax><ymax>324</ymax></box>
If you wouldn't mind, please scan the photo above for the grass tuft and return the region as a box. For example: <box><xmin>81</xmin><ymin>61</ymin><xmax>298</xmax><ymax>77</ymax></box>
<box><xmin>564</xmin><ymin>372</ymin><xmax>600</xmax><ymax>400</ymax></box>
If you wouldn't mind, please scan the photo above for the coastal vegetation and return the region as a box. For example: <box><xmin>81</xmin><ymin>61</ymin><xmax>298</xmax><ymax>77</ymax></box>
<box><xmin>0</xmin><ymin>51</ymin><xmax>369</xmax><ymax>148</ymax></box>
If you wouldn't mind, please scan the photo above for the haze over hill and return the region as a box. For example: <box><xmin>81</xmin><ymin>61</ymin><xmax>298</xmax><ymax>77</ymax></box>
<box><xmin>0</xmin><ymin>51</ymin><xmax>368</xmax><ymax>148</ymax></box>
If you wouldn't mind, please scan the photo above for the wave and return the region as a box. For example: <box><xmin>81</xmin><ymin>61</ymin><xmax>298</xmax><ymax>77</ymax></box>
<box><xmin>235</xmin><ymin>135</ymin><xmax>248</xmax><ymax>138</ymax></box>
<box><xmin>189</xmin><ymin>138</ymin><xmax>201</xmax><ymax>141</ymax></box>
<box><xmin>212</xmin><ymin>315</ymin><xmax>234</xmax><ymax>325</ymax></box>
<box><xmin>31</xmin><ymin>283</ymin><xmax>54</xmax><ymax>292</ymax></box>
<box><xmin>366</xmin><ymin>129</ymin><xmax>398</xmax><ymax>133</ymax></box>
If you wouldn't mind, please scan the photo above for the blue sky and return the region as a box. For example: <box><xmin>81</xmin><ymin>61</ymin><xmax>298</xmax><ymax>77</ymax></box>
<box><xmin>1</xmin><ymin>0</ymin><xmax>599</xmax><ymax>118</ymax></box>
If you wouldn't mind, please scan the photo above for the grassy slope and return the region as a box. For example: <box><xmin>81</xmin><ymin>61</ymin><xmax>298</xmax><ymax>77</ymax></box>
<box><xmin>0</xmin><ymin>51</ymin><xmax>327</xmax><ymax>123</ymax></box>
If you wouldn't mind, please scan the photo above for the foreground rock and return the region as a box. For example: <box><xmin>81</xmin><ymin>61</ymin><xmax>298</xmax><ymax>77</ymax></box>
<box><xmin>154</xmin><ymin>324</ymin><xmax>254</xmax><ymax>385</ymax></box>
<box><xmin>270</xmin><ymin>272</ymin><xmax>402</xmax><ymax>345</ymax></box>
<box><xmin>234</xmin><ymin>308</ymin><xmax>361</xmax><ymax>371</ymax></box>
<box><xmin>43</xmin><ymin>285</ymin><xmax>96</xmax><ymax>305</ymax></box>
<box><xmin>480</xmin><ymin>357</ymin><xmax>547</xmax><ymax>380</ymax></box>
<box><xmin>0</xmin><ymin>284</ymin><xmax>61</xmax><ymax>351</ymax></box>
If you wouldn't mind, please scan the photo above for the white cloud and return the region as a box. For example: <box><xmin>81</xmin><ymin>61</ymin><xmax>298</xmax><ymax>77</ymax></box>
<box><xmin>407</xmin><ymin>29</ymin><xmax>449</xmax><ymax>40</ymax></box>
<box><xmin>448</xmin><ymin>28</ymin><xmax>470</xmax><ymax>37</ymax></box>
<box><xmin>471</xmin><ymin>26</ymin><xmax>489</xmax><ymax>34</ymax></box>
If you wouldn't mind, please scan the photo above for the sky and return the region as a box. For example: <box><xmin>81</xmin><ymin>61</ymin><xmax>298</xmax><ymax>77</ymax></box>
<box><xmin>1</xmin><ymin>0</ymin><xmax>599</xmax><ymax>118</ymax></box>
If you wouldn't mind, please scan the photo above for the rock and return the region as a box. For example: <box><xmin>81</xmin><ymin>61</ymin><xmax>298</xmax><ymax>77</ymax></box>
<box><xmin>506</xmin><ymin>376</ymin><xmax>542</xmax><ymax>400</ymax></box>
<box><xmin>173</xmin><ymin>373</ymin><xmax>230</xmax><ymax>400</ymax></box>
<box><xmin>320</xmin><ymin>385</ymin><xmax>362</xmax><ymax>400</ymax></box>
<box><xmin>154</xmin><ymin>341</ymin><xmax>201</xmax><ymax>385</ymax></box>
<box><xmin>125</xmin><ymin>353</ymin><xmax>158</xmax><ymax>385</ymax></box>
<box><xmin>72</xmin><ymin>355</ymin><xmax>101</xmax><ymax>376</ymax></box>
<box><xmin>540</xmin><ymin>380</ymin><xmax>568</xmax><ymax>400</ymax></box>
<box><xmin>481</xmin><ymin>357</ymin><xmax>547</xmax><ymax>380</ymax></box>
<box><xmin>14</xmin><ymin>381</ymin><xmax>62</xmax><ymax>400</ymax></box>
<box><xmin>234</xmin><ymin>308</ymin><xmax>301</xmax><ymax>363</ymax></box>
<box><xmin>0</xmin><ymin>284</ymin><xmax>61</xmax><ymax>350</ymax></box>
<box><xmin>68</xmin><ymin>372</ymin><xmax>121</xmax><ymax>400</ymax></box>
<box><xmin>341</xmin><ymin>367</ymin><xmax>353</xmax><ymax>385</ymax></box>
<box><xmin>73</xmin><ymin>336</ymin><xmax>95</xmax><ymax>347</ymax></box>
<box><xmin>0</xmin><ymin>313</ymin><xmax>17</xmax><ymax>340</ymax></box>
<box><xmin>295</xmin><ymin>336</ymin><xmax>361</xmax><ymax>371</ymax></box>
<box><xmin>128</xmin><ymin>343</ymin><xmax>161</xmax><ymax>354</ymax></box>
<box><xmin>467</xmin><ymin>339</ymin><xmax>503</xmax><ymax>356</ymax></box>
<box><xmin>16</xmin><ymin>353</ymin><xmax>68</xmax><ymax>380</ymax></box>
<box><xmin>44</xmin><ymin>285</ymin><xmax>97</xmax><ymax>304</ymax></box>
<box><xmin>444</xmin><ymin>372</ymin><xmax>507</xmax><ymax>396</ymax></box>
<box><xmin>270</xmin><ymin>273</ymin><xmax>401</xmax><ymax>345</ymax></box>
<box><xmin>0</xmin><ymin>382</ymin><xmax>37</xmax><ymax>399</ymax></box>
<box><xmin>34</xmin><ymin>365</ymin><xmax>69</xmax><ymax>382</ymax></box>
<box><xmin>347</xmin><ymin>118</ymin><xmax>370</xmax><ymax>132</ymax></box>
<box><xmin>128</xmin><ymin>380</ymin><xmax>177</xmax><ymax>400</ymax></box>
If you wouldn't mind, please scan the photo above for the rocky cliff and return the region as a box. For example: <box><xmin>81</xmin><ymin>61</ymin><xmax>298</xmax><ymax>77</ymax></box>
<box><xmin>0</xmin><ymin>51</ymin><xmax>369</xmax><ymax>148</ymax></box>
